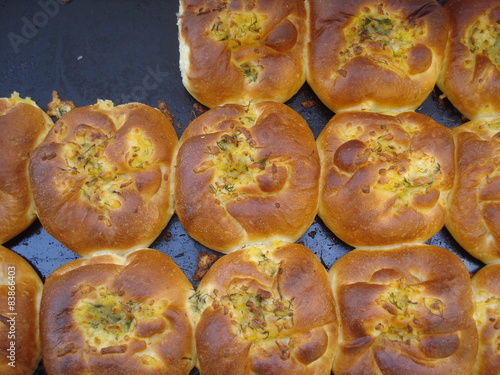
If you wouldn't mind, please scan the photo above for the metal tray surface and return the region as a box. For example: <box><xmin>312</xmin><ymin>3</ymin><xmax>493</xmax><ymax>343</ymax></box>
<box><xmin>0</xmin><ymin>1</ymin><xmax>484</xmax><ymax>374</ymax></box>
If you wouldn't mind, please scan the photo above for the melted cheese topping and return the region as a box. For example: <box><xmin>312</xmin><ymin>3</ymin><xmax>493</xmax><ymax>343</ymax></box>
<box><xmin>197</xmin><ymin>110</ymin><xmax>269</xmax><ymax>202</ymax></box>
<box><xmin>374</xmin><ymin>149</ymin><xmax>441</xmax><ymax>201</ymax></box>
<box><xmin>191</xmin><ymin>244</ymin><xmax>295</xmax><ymax>342</ymax></box>
<box><xmin>474</xmin><ymin>293</ymin><xmax>500</xmax><ymax>355</ymax></box>
<box><xmin>371</xmin><ymin>280</ymin><xmax>444</xmax><ymax>344</ymax></box>
<box><xmin>337</xmin><ymin>122</ymin><xmax>443</xmax><ymax>208</ymax></box>
<box><xmin>73</xmin><ymin>287</ymin><xmax>167</xmax><ymax>352</ymax></box>
<box><xmin>210</xmin><ymin>6</ymin><xmax>267</xmax><ymax>84</ymax></box>
<box><xmin>211</xmin><ymin>10</ymin><xmax>264</xmax><ymax>49</ymax></box>
<box><xmin>341</xmin><ymin>6</ymin><xmax>426</xmax><ymax>73</ymax></box>
<box><xmin>59</xmin><ymin>126</ymin><xmax>154</xmax><ymax>219</ymax></box>
<box><xmin>463</xmin><ymin>10</ymin><xmax>500</xmax><ymax>68</ymax></box>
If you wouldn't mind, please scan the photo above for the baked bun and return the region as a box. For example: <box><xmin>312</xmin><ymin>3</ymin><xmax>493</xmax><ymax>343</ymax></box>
<box><xmin>445</xmin><ymin>117</ymin><xmax>500</xmax><ymax>264</ymax></box>
<box><xmin>307</xmin><ymin>0</ymin><xmax>448</xmax><ymax>113</ymax></box>
<box><xmin>329</xmin><ymin>244</ymin><xmax>478</xmax><ymax>375</ymax></box>
<box><xmin>0</xmin><ymin>92</ymin><xmax>53</xmax><ymax>244</ymax></box>
<box><xmin>40</xmin><ymin>249</ymin><xmax>195</xmax><ymax>375</ymax></box>
<box><xmin>317</xmin><ymin>111</ymin><xmax>454</xmax><ymax>248</ymax></box>
<box><xmin>0</xmin><ymin>245</ymin><xmax>43</xmax><ymax>375</ymax></box>
<box><xmin>192</xmin><ymin>241</ymin><xmax>338</xmax><ymax>374</ymax></box>
<box><xmin>471</xmin><ymin>263</ymin><xmax>500</xmax><ymax>375</ymax></box>
<box><xmin>29</xmin><ymin>100</ymin><xmax>178</xmax><ymax>256</ymax></box>
<box><xmin>437</xmin><ymin>0</ymin><xmax>500</xmax><ymax>120</ymax></box>
<box><xmin>178</xmin><ymin>0</ymin><xmax>307</xmax><ymax>107</ymax></box>
<box><xmin>175</xmin><ymin>101</ymin><xmax>320</xmax><ymax>253</ymax></box>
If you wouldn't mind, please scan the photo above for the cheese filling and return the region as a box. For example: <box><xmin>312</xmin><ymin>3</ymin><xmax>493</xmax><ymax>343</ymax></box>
<box><xmin>336</xmin><ymin>123</ymin><xmax>443</xmax><ymax>208</ymax></box>
<box><xmin>210</xmin><ymin>6</ymin><xmax>266</xmax><ymax>84</ymax></box>
<box><xmin>59</xmin><ymin>126</ymin><xmax>154</xmax><ymax>216</ymax></box>
<box><xmin>463</xmin><ymin>10</ymin><xmax>500</xmax><ymax>68</ymax></box>
<box><xmin>190</xmin><ymin>245</ymin><xmax>295</xmax><ymax>343</ymax></box>
<box><xmin>73</xmin><ymin>287</ymin><xmax>167</xmax><ymax>353</ymax></box>
<box><xmin>211</xmin><ymin>9</ymin><xmax>264</xmax><ymax>49</ymax></box>
<box><xmin>371</xmin><ymin>279</ymin><xmax>444</xmax><ymax>344</ymax></box>
<box><xmin>197</xmin><ymin>110</ymin><xmax>269</xmax><ymax>202</ymax></box>
<box><xmin>341</xmin><ymin>6</ymin><xmax>427</xmax><ymax>72</ymax></box>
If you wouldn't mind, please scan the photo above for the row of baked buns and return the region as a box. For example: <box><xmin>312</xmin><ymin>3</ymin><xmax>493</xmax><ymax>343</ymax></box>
<box><xmin>178</xmin><ymin>0</ymin><xmax>499</xmax><ymax>120</ymax></box>
<box><xmin>2</xmin><ymin>241</ymin><xmax>499</xmax><ymax>374</ymax></box>
<box><xmin>1</xmin><ymin>92</ymin><xmax>498</xmax><ymax>266</ymax></box>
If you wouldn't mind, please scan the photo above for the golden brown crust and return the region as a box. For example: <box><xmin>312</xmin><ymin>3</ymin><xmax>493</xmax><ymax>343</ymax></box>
<box><xmin>471</xmin><ymin>263</ymin><xmax>500</xmax><ymax>375</ymax></box>
<box><xmin>445</xmin><ymin>117</ymin><xmax>500</xmax><ymax>264</ymax></box>
<box><xmin>317</xmin><ymin>111</ymin><xmax>454</xmax><ymax>248</ymax></box>
<box><xmin>0</xmin><ymin>92</ymin><xmax>54</xmax><ymax>244</ymax></box>
<box><xmin>192</xmin><ymin>241</ymin><xmax>338</xmax><ymax>374</ymax></box>
<box><xmin>437</xmin><ymin>0</ymin><xmax>500</xmax><ymax>120</ymax></box>
<box><xmin>29</xmin><ymin>100</ymin><xmax>178</xmax><ymax>256</ymax></box>
<box><xmin>178</xmin><ymin>0</ymin><xmax>307</xmax><ymax>107</ymax></box>
<box><xmin>175</xmin><ymin>101</ymin><xmax>320</xmax><ymax>253</ymax></box>
<box><xmin>307</xmin><ymin>0</ymin><xmax>449</xmax><ymax>113</ymax></box>
<box><xmin>329</xmin><ymin>244</ymin><xmax>478</xmax><ymax>375</ymax></box>
<box><xmin>0</xmin><ymin>245</ymin><xmax>43</xmax><ymax>375</ymax></box>
<box><xmin>40</xmin><ymin>249</ymin><xmax>195</xmax><ymax>375</ymax></box>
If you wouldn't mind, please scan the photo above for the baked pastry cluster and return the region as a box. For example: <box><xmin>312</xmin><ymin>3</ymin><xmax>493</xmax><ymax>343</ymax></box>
<box><xmin>317</xmin><ymin>111</ymin><xmax>455</xmax><ymax>248</ymax></box>
<box><xmin>192</xmin><ymin>241</ymin><xmax>338</xmax><ymax>374</ymax></box>
<box><xmin>0</xmin><ymin>245</ymin><xmax>43</xmax><ymax>375</ymax></box>
<box><xmin>178</xmin><ymin>0</ymin><xmax>308</xmax><ymax>108</ymax></box>
<box><xmin>29</xmin><ymin>100</ymin><xmax>178</xmax><ymax>256</ymax></box>
<box><xmin>446</xmin><ymin>117</ymin><xmax>500</xmax><ymax>264</ymax></box>
<box><xmin>307</xmin><ymin>0</ymin><xmax>449</xmax><ymax>113</ymax></box>
<box><xmin>329</xmin><ymin>244</ymin><xmax>478</xmax><ymax>375</ymax></box>
<box><xmin>4</xmin><ymin>0</ymin><xmax>499</xmax><ymax>374</ymax></box>
<box><xmin>40</xmin><ymin>249</ymin><xmax>196</xmax><ymax>375</ymax></box>
<box><xmin>437</xmin><ymin>0</ymin><xmax>500</xmax><ymax>120</ymax></box>
<box><xmin>175</xmin><ymin>101</ymin><xmax>320</xmax><ymax>253</ymax></box>
<box><xmin>0</xmin><ymin>92</ymin><xmax>54</xmax><ymax>244</ymax></box>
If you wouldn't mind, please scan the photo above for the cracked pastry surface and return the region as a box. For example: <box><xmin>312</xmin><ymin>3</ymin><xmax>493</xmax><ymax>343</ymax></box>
<box><xmin>192</xmin><ymin>241</ymin><xmax>338</xmax><ymax>374</ymax></box>
<box><xmin>317</xmin><ymin>111</ymin><xmax>454</xmax><ymax>248</ymax></box>
<box><xmin>178</xmin><ymin>0</ymin><xmax>307</xmax><ymax>107</ymax></box>
<box><xmin>307</xmin><ymin>0</ymin><xmax>448</xmax><ymax>113</ymax></box>
<box><xmin>445</xmin><ymin>117</ymin><xmax>500</xmax><ymax>264</ymax></box>
<box><xmin>40</xmin><ymin>249</ymin><xmax>195</xmax><ymax>375</ymax></box>
<box><xmin>329</xmin><ymin>244</ymin><xmax>478</xmax><ymax>375</ymax></box>
<box><xmin>437</xmin><ymin>0</ymin><xmax>500</xmax><ymax>120</ymax></box>
<box><xmin>175</xmin><ymin>101</ymin><xmax>320</xmax><ymax>253</ymax></box>
<box><xmin>0</xmin><ymin>92</ymin><xmax>54</xmax><ymax>244</ymax></box>
<box><xmin>29</xmin><ymin>100</ymin><xmax>178</xmax><ymax>256</ymax></box>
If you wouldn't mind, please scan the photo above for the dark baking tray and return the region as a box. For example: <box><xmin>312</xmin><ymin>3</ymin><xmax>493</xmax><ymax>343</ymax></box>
<box><xmin>0</xmin><ymin>0</ymin><xmax>484</xmax><ymax>374</ymax></box>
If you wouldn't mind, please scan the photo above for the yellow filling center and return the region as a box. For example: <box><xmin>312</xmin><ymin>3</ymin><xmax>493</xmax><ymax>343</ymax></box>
<box><xmin>196</xmin><ymin>110</ymin><xmax>268</xmax><ymax>202</ymax></box>
<box><xmin>341</xmin><ymin>7</ymin><xmax>426</xmax><ymax>72</ymax></box>
<box><xmin>190</xmin><ymin>245</ymin><xmax>295</xmax><ymax>342</ymax></box>
<box><xmin>73</xmin><ymin>287</ymin><xmax>166</xmax><ymax>351</ymax></box>
<box><xmin>210</xmin><ymin>9</ymin><xmax>266</xmax><ymax>83</ymax></box>
<box><xmin>60</xmin><ymin>127</ymin><xmax>154</xmax><ymax>217</ymax></box>
<box><xmin>372</xmin><ymin>280</ymin><xmax>444</xmax><ymax>344</ymax></box>
<box><xmin>463</xmin><ymin>11</ymin><xmax>500</xmax><ymax>68</ymax></box>
<box><xmin>338</xmin><ymin>123</ymin><xmax>443</xmax><ymax>208</ymax></box>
